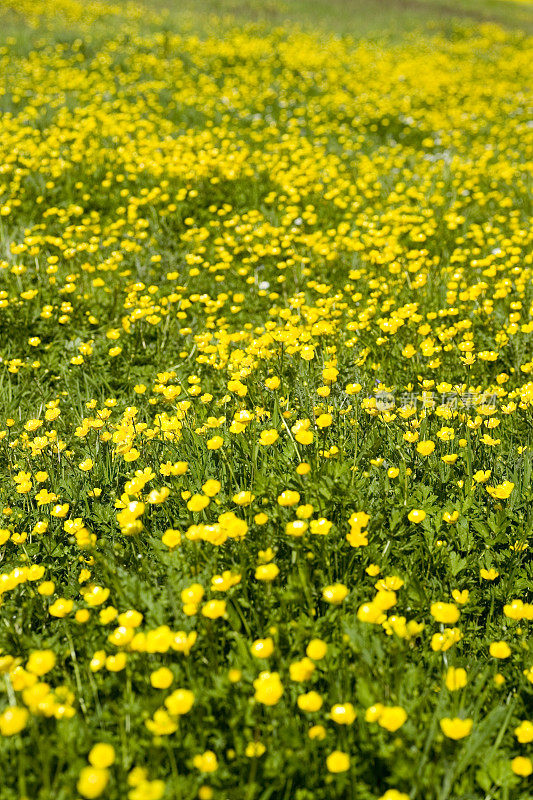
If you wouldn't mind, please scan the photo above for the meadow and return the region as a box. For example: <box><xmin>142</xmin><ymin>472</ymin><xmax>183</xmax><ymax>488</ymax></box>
<box><xmin>0</xmin><ymin>0</ymin><xmax>532</xmax><ymax>798</ymax></box>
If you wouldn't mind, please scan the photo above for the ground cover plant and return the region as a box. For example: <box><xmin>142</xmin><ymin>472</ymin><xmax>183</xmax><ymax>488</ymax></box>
<box><xmin>0</xmin><ymin>0</ymin><xmax>532</xmax><ymax>798</ymax></box>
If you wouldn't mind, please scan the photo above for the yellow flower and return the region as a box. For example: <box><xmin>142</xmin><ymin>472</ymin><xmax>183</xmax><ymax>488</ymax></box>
<box><xmin>233</xmin><ymin>490</ymin><xmax>255</xmax><ymax>506</ymax></box>
<box><xmin>408</xmin><ymin>509</ymin><xmax>426</xmax><ymax>523</ymax></box>
<box><xmin>308</xmin><ymin>725</ymin><xmax>326</xmax><ymax>740</ymax></box>
<box><xmin>440</xmin><ymin>717</ymin><xmax>473</xmax><ymax>740</ymax></box>
<box><xmin>357</xmin><ymin>603</ymin><xmax>386</xmax><ymax>624</ymax></box>
<box><xmin>480</xmin><ymin>568</ymin><xmax>499</xmax><ymax>580</ymax></box>
<box><xmin>277</xmin><ymin>490</ymin><xmax>300</xmax><ymax>507</ymax></box>
<box><xmin>253</xmin><ymin>671</ymin><xmax>283</xmax><ymax>705</ymax></box>
<box><xmin>346</xmin><ymin>523</ymin><xmax>369</xmax><ymax>547</ymax></box>
<box><xmin>26</xmin><ymin>649</ymin><xmax>56</xmax><ymax>676</ymax></box>
<box><xmin>297</xmin><ymin>691</ymin><xmax>323</xmax><ymax>712</ymax></box>
<box><xmin>202</xmin><ymin>479</ymin><xmax>221</xmax><ymax>497</ymax></box>
<box><xmin>145</xmin><ymin>708</ymin><xmax>178</xmax><ymax>736</ymax></box>
<box><xmin>364</xmin><ymin>703</ymin><xmax>382</xmax><ymax>723</ymax></box>
<box><xmin>84</xmin><ymin>586</ymin><xmax>110</xmax><ymax>607</ymax></box>
<box><xmin>451</xmin><ymin>589</ymin><xmax>469</xmax><ymax>605</ymax></box>
<box><xmin>326</xmin><ymin>751</ymin><xmax>350</xmax><ymax>773</ymax></box>
<box><xmin>295</xmin><ymin>429</ymin><xmax>313</xmax><ymax>445</ymax></box>
<box><xmin>441</xmin><ymin>455</ymin><xmax>458</xmax><ymax>465</ymax></box>
<box><xmin>417</xmin><ymin>440</ymin><xmax>435</xmax><ymax>456</ymax></box>
<box><xmin>171</xmin><ymin>631</ymin><xmax>197</xmax><ymax>656</ymax></box>
<box><xmin>165</xmin><ymin>688</ymin><xmax>195</xmax><ymax>715</ymax></box>
<box><xmin>511</xmin><ymin>756</ymin><xmax>532</xmax><ymax>777</ymax></box>
<box><xmin>330</xmin><ymin>703</ymin><xmax>356</xmax><ymax>725</ymax></box>
<box><xmin>245</xmin><ymin>742</ymin><xmax>266</xmax><ymax>758</ymax></box>
<box><xmin>503</xmin><ymin>599</ymin><xmax>530</xmax><ymax>620</ymax></box>
<box><xmin>162</xmin><ymin>529</ymin><xmax>181</xmax><ymax>548</ymax></box>
<box><xmin>258</xmin><ymin>548</ymin><xmax>275</xmax><ymax>563</ymax></box>
<box><xmin>228</xmin><ymin>669</ymin><xmax>242</xmax><ymax>683</ymax></box>
<box><xmin>378</xmin><ymin>706</ymin><xmax>407</xmax><ymax>732</ymax></box>
<box><xmin>489</xmin><ymin>641</ymin><xmax>511</xmax><ymax>659</ymax></box>
<box><xmin>51</xmin><ymin>503</ymin><xmax>69</xmax><ymax>518</ymax></box>
<box><xmin>49</xmin><ymin>598</ymin><xmax>74</xmax><ymax>618</ymax></box>
<box><xmin>310</xmin><ymin>518</ymin><xmax>332</xmax><ymax>535</ymax></box>
<box><xmin>286</xmin><ymin>520</ymin><xmax>308</xmax><ymax>537</ymax></box>
<box><xmin>218</xmin><ymin>511</ymin><xmax>248</xmax><ymax>539</ymax></box>
<box><xmin>486</xmin><ymin>481</ymin><xmax>514</xmax><ymax>500</ymax></box>
<box><xmin>150</xmin><ymin>667</ymin><xmax>174</xmax><ymax>689</ymax></box>
<box><xmin>514</xmin><ymin>720</ymin><xmax>533</xmax><ymax>743</ymax></box>
<box><xmin>181</xmin><ymin>584</ymin><xmax>204</xmax><ymax>605</ymax></box>
<box><xmin>431</xmin><ymin>628</ymin><xmax>462</xmax><ymax>652</ymax></box>
<box><xmin>147</xmin><ymin>487</ymin><xmax>170</xmax><ymax>504</ymax></box>
<box><xmin>193</xmin><ymin>751</ymin><xmax>218</xmax><ymax>773</ymax></box>
<box><xmin>322</xmin><ymin>583</ymin><xmax>348</xmax><ymax>604</ymax></box>
<box><xmin>259</xmin><ymin>429</ymin><xmax>279</xmax><ymax>445</ymax></box>
<box><xmin>289</xmin><ymin>658</ymin><xmax>315</xmax><ymax>682</ymax></box>
<box><xmin>296</xmin><ymin>503</ymin><xmax>315</xmax><ymax>519</ymax></box>
<box><xmin>306</xmin><ymin>639</ymin><xmax>327</xmax><ymax>660</ymax></box>
<box><xmin>211</xmin><ymin>571</ymin><xmax>241</xmax><ymax>592</ymax></box>
<box><xmin>430</xmin><ymin>602</ymin><xmax>460</xmax><ymax>624</ymax></box>
<box><xmin>88</xmin><ymin>743</ymin><xmax>115</xmax><ymax>769</ymax></box>
<box><xmin>345</xmin><ymin>383</ymin><xmax>362</xmax><ymax>395</ymax></box>
<box><xmin>90</xmin><ymin>651</ymin><xmax>106</xmax><ymax>672</ymax></box>
<box><xmin>77</xmin><ymin>767</ymin><xmax>109</xmax><ymax>799</ymax></box>
<box><xmin>250</xmin><ymin>637</ymin><xmax>274</xmax><ymax>658</ymax></box>
<box><xmin>372</xmin><ymin>592</ymin><xmax>397</xmax><ymax>611</ymax></box>
<box><xmin>201</xmin><ymin>600</ymin><xmax>226</xmax><ymax>619</ymax></box>
<box><xmin>107</xmin><ymin>628</ymin><xmax>135</xmax><ymax>647</ymax></box>
<box><xmin>296</xmin><ymin>462</ymin><xmax>311</xmax><ymax>475</ymax></box>
<box><xmin>79</xmin><ymin>458</ymin><xmax>94</xmax><ymax>471</ymax></box>
<box><xmin>187</xmin><ymin>494</ymin><xmax>209</xmax><ymax>512</ymax></box>
<box><xmin>0</xmin><ymin>706</ymin><xmax>28</xmax><ymax>736</ymax></box>
<box><xmin>443</xmin><ymin>511</ymin><xmax>460</xmax><ymax>526</ymax></box>
<box><xmin>106</xmin><ymin>653</ymin><xmax>127</xmax><ymax>672</ymax></box>
<box><xmin>379</xmin><ymin>792</ymin><xmax>410</xmax><ymax>800</ymax></box>
<box><xmin>265</xmin><ymin>376</ymin><xmax>280</xmax><ymax>390</ymax></box>
<box><xmin>375</xmin><ymin>576</ymin><xmax>403</xmax><ymax>592</ymax></box>
<box><xmin>473</xmin><ymin>470</ymin><xmax>491</xmax><ymax>483</ymax></box>
<box><xmin>255</xmin><ymin>563</ymin><xmax>279</xmax><ymax>582</ymax></box>
<box><xmin>445</xmin><ymin>667</ymin><xmax>467</xmax><ymax>691</ymax></box>
<box><xmin>322</xmin><ymin>366</ymin><xmax>338</xmax><ymax>384</ymax></box>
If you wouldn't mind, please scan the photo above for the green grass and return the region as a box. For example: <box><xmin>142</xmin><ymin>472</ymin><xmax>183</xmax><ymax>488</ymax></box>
<box><xmin>0</xmin><ymin>1</ymin><xmax>531</xmax><ymax>799</ymax></box>
<box><xmin>149</xmin><ymin>0</ymin><xmax>533</xmax><ymax>36</ymax></box>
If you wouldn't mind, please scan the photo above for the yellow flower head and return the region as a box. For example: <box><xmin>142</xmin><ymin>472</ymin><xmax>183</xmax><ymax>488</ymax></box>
<box><xmin>77</xmin><ymin>767</ymin><xmax>109</xmax><ymax>799</ymax></box>
<box><xmin>440</xmin><ymin>717</ymin><xmax>473</xmax><ymax>740</ymax></box>
<box><xmin>326</xmin><ymin>751</ymin><xmax>350</xmax><ymax>773</ymax></box>
<box><xmin>253</xmin><ymin>671</ymin><xmax>283</xmax><ymax>706</ymax></box>
<box><xmin>88</xmin><ymin>743</ymin><xmax>115</xmax><ymax>769</ymax></box>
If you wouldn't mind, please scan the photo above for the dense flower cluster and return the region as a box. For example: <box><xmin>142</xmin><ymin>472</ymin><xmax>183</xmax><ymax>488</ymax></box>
<box><xmin>0</xmin><ymin>1</ymin><xmax>531</xmax><ymax>798</ymax></box>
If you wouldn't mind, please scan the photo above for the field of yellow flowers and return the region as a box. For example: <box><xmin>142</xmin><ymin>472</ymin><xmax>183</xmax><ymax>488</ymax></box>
<box><xmin>0</xmin><ymin>0</ymin><xmax>532</xmax><ymax>798</ymax></box>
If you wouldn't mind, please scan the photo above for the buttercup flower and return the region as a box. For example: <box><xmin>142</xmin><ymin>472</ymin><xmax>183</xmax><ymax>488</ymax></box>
<box><xmin>440</xmin><ymin>718</ymin><xmax>473</xmax><ymax>740</ymax></box>
<box><xmin>326</xmin><ymin>751</ymin><xmax>350</xmax><ymax>773</ymax></box>
<box><xmin>77</xmin><ymin>767</ymin><xmax>109</xmax><ymax>799</ymax></box>
<box><xmin>253</xmin><ymin>672</ymin><xmax>284</xmax><ymax>706</ymax></box>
